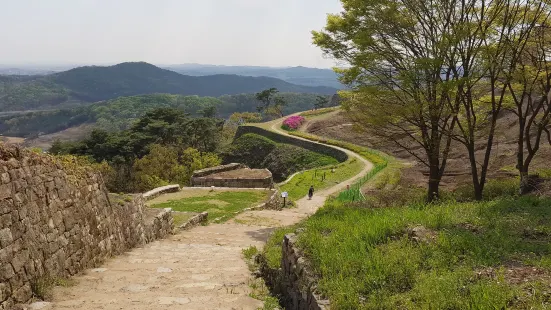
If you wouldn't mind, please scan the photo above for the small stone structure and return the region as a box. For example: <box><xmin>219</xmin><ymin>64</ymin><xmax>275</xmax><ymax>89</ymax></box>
<box><xmin>177</xmin><ymin>212</ymin><xmax>208</xmax><ymax>230</ymax></box>
<box><xmin>191</xmin><ymin>163</ymin><xmax>273</xmax><ymax>188</ymax></box>
<box><xmin>143</xmin><ymin>184</ymin><xmax>181</xmax><ymax>201</ymax></box>
<box><xmin>281</xmin><ymin>234</ymin><xmax>330</xmax><ymax>310</ymax></box>
<box><xmin>0</xmin><ymin>145</ymin><xmax>174</xmax><ymax>309</ymax></box>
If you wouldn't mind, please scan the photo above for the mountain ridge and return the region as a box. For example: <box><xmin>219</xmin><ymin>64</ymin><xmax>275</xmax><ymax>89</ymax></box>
<box><xmin>0</xmin><ymin>62</ymin><xmax>337</xmax><ymax>111</ymax></box>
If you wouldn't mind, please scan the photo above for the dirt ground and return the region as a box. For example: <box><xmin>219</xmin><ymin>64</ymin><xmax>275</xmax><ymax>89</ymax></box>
<box><xmin>24</xmin><ymin>124</ymin><xmax>94</xmax><ymax>150</ymax></box>
<box><xmin>304</xmin><ymin>110</ymin><xmax>551</xmax><ymax>192</ymax></box>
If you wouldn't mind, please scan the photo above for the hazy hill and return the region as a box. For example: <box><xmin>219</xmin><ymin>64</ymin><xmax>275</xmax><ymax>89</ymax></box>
<box><xmin>0</xmin><ymin>92</ymin><xmax>336</xmax><ymax>138</ymax></box>
<box><xmin>0</xmin><ymin>62</ymin><xmax>337</xmax><ymax>111</ymax></box>
<box><xmin>165</xmin><ymin>64</ymin><xmax>343</xmax><ymax>89</ymax></box>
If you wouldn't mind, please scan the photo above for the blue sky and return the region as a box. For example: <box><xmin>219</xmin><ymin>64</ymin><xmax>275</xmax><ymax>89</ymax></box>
<box><xmin>0</xmin><ymin>0</ymin><xmax>343</xmax><ymax>68</ymax></box>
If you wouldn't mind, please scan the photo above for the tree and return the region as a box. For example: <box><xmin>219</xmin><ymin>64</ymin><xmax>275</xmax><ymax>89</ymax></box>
<box><xmin>313</xmin><ymin>0</ymin><xmax>461</xmax><ymax>201</ymax></box>
<box><xmin>266</xmin><ymin>96</ymin><xmax>288</xmax><ymax>118</ymax></box>
<box><xmin>447</xmin><ymin>0</ymin><xmax>550</xmax><ymax>200</ymax></box>
<box><xmin>228</xmin><ymin>112</ymin><xmax>263</xmax><ymax>126</ymax></box>
<box><xmin>255</xmin><ymin>88</ymin><xmax>279</xmax><ymax>112</ymax></box>
<box><xmin>314</xmin><ymin>96</ymin><xmax>329</xmax><ymax>109</ymax></box>
<box><xmin>201</xmin><ymin>105</ymin><xmax>217</xmax><ymax>118</ymax></box>
<box><xmin>507</xmin><ymin>23</ymin><xmax>551</xmax><ymax>194</ymax></box>
<box><xmin>186</xmin><ymin>117</ymin><xmax>224</xmax><ymax>153</ymax></box>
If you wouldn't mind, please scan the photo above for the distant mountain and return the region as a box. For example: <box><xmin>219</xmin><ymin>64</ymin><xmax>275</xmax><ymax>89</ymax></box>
<box><xmin>0</xmin><ymin>62</ymin><xmax>337</xmax><ymax>111</ymax></box>
<box><xmin>164</xmin><ymin>64</ymin><xmax>344</xmax><ymax>89</ymax></box>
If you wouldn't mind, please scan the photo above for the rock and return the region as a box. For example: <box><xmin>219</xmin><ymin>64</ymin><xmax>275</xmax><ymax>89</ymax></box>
<box><xmin>408</xmin><ymin>226</ymin><xmax>437</xmax><ymax>243</ymax></box>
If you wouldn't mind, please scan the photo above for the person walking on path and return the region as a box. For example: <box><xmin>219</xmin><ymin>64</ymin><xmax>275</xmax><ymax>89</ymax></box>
<box><xmin>308</xmin><ymin>185</ymin><xmax>314</xmax><ymax>200</ymax></box>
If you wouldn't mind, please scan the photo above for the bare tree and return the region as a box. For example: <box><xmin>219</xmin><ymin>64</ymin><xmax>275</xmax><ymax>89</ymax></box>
<box><xmin>507</xmin><ymin>23</ymin><xmax>551</xmax><ymax>194</ymax></box>
<box><xmin>448</xmin><ymin>0</ymin><xmax>549</xmax><ymax>200</ymax></box>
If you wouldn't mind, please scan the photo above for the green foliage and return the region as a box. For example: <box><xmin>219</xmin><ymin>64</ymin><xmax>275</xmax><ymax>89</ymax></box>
<box><xmin>0</xmin><ymin>76</ymin><xmax>70</xmax><ymax>111</ymax></box>
<box><xmin>52</xmin><ymin>108</ymin><xmax>223</xmax><ymax>192</ymax></box>
<box><xmin>242</xmin><ymin>246</ymin><xmax>260</xmax><ymax>260</ymax></box>
<box><xmin>314</xmin><ymin>95</ymin><xmax>329</xmax><ymax>109</ymax></box>
<box><xmin>263</xmin><ymin>227</ymin><xmax>297</xmax><ymax>270</ymax></box>
<box><xmin>150</xmin><ymin>190</ymin><xmax>270</xmax><ymax>223</ymax></box>
<box><xmin>224</xmin><ymin>133</ymin><xmax>277</xmax><ymax>167</ymax></box>
<box><xmin>223</xmin><ymin>133</ymin><xmax>338</xmax><ymax>182</ymax></box>
<box><xmin>450</xmin><ymin>178</ymin><xmax>520</xmax><ymax>202</ymax></box>
<box><xmin>30</xmin><ymin>276</ymin><xmax>76</xmax><ymax>301</ymax></box>
<box><xmin>293</xmin><ymin>196</ymin><xmax>551</xmax><ymax>309</ymax></box>
<box><xmin>0</xmin><ymin>93</ymin><xmax>336</xmax><ymax>138</ymax></box>
<box><xmin>263</xmin><ymin>144</ymin><xmax>338</xmax><ymax>181</ymax></box>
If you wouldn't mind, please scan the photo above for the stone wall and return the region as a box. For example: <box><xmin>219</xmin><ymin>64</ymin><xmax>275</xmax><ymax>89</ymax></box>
<box><xmin>177</xmin><ymin>212</ymin><xmax>208</xmax><ymax>230</ymax></box>
<box><xmin>191</xmin><ymin>173</ymin><xmax>273</xmax><ymax>189</ymax></box>
<box><xmin>191</xmin><ymin>164</ymin><xmax>273</xmax><ymax>189</ymax></box>
<box><xmin>235</xmin><ymin>126</ymin><xmax>349</xmax><ymax>163</ymax></box>
<box><xmin>0</xmin><ymin>146</ymin><xmax>173</xmax><ymax>309</ymax></box>
<box><xmin>281</xmin><ymin>234</ymin><xmax>330</xmax><ymax>310</ymax></box>
<box><xmin>191</xmin><ymin>163</ymin><xmax>246</xmax><ymax>178</ymax></box>
<box><xmin>142</xmin><ymin>185</ymin><xmax>181</xmax><ymax>201</ymax></box>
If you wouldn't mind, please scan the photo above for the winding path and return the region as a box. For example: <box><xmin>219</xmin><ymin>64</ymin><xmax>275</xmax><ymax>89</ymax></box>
<box><xmin>43</xmin><ymin>117</ymin><xmax>373</xmax><ymax>310</ymax></box>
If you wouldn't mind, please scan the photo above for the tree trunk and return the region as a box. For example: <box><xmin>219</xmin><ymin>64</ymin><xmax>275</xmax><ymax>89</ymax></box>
<box><xmin>473</xmin><ymin>181</ymin><xmax>483</xmax><ymax>201</ymax></box>
<box><xmin>467</xmin><ymin>143</ymin><xmax>484</xmax><ymax>201</ymax></box>
<box><xmin>519</xmin><ymin>170</ymin><xmax>531</xmax><ymax>195</ymax></box>
<box><xmin>427</xmin><ymin>177</ymin><xmax>440</xmax><ymax>203</ymax></box>
<box><xmin>427</xmin><ymin>159</ymin><xmax>441</xmax><ymax>202</ymax></box>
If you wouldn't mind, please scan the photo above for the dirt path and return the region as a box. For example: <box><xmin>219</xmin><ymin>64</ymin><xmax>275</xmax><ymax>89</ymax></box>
<box><xmin>41</xmin><ymin>118</ymin><xmax>373</xmax><ymax>310</ymax></box>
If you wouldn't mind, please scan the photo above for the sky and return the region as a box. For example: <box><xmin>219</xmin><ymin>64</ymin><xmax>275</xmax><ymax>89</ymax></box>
<box><xmin>0</xmin><ymin>0</ymin><xmax>343</xmax><ymax>68</ymax></box>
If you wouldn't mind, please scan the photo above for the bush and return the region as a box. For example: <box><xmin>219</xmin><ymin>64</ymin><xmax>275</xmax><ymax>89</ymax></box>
<box><xmin>281</xmin><ymin>115</ymin><xmax>306</xmax><ymax>131</ymax></box>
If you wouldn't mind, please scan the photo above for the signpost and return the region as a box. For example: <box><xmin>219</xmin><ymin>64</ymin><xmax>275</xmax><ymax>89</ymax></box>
<box><xmin>281</xmin><ymin>191</ymin><xmax>288</xmax><ymax>207</ymax></box>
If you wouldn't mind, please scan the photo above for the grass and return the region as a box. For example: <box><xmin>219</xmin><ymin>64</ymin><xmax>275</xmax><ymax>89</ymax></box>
<box><xmin>299</xmin><ymin>107</ymin><xmax>340</xmax><ymax>118</ymax></box>
<box><xmin>242</xmin><ymin>245</ymin><xmax>283</xmax><ymax>310</ymax></box>
<box><xmin>279</xmin><ymin>196</ymin><xmax>551</xmax><ymax>309</ymax></box>
<box><xmin>263</xmin><ymin>226</ymin><xmax>298</xmax><ymax>269</ymax></box>
<box><xmin>31</xmin><ymin>276</ymin><xmax>76</xmax><ymax>301</ymax></box>
<box><xmin>279</xmin><ymin>158</ymin><xmax>364</xmax><ymax>201</ymax></box>
<box><xmin>286</xmin><ymin>130</ymin><xmax>391</xmax><ymax>202</ymax></box>
<box><xmin>150</xmin><ymin>190</ymin><xmax>270</xmax><ymax>223</ymax></box>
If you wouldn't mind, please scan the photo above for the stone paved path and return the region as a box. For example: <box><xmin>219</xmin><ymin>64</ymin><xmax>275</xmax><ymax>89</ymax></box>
<box><xmin>42</xmin><ymin>119</ymin><xmax>373</xmax><ymax>310</ymax></box>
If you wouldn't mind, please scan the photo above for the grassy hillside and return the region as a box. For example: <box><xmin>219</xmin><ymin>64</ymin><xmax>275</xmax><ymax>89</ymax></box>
<box><xmin>0</xmin><ymin>62</ymin><xmax>337</xmax><ymax>111</ymax></box>
<box><xmin>269</xmin><ymin>196</ymin><xmax>551</xmax><ymax>309</ymax></box>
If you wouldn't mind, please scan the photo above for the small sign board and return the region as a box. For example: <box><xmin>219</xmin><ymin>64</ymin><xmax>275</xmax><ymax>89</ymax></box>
<box><xmin>281</xmin><ymin>192</ymin><xmax>288</xmax><ymax>198</ymax></box>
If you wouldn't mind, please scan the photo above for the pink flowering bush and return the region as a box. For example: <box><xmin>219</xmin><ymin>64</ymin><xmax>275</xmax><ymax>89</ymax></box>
<box><xmin>282</xmin><ymin>116</ymin><xmax>306</xmax><ymax>131</ymax></box>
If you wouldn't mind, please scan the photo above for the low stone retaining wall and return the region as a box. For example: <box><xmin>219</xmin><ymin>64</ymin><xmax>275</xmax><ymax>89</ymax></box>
<box><xmin>178</xmin><ymin>212</ymin><xmax>208</xmax><ymax>230</ymax></box>
<box><xmin>191</xmin><ymin>163</ymin><xmax>246</xmax><ymax>178</ymax></box>
<box><xmin>235</xmin><ymin>126</ymin><xmax>348</xmax><ymax>163</ymax></box>
<box><xmin>143</xmin><ymin>208</ymin><xmax>174</xmax><ymax>242</ymax></box>
<box><xmin>240</xmin><ymin>189</ymin><xmax>281</xmax><ymax>212</ymax></box>
<box><xmin>281</xmin><ymin>234</ymin><xmax>330</xmax><ymax>310</ymax></box>
<box><xmin>143</xmin><ymin>184</ymin><xmax>181</xmax><ymax>201</ymax></box>
<box><xmin>191</xmin><ymin>173</ymin><xmax>273</xmax><ymax>189</ymax></box>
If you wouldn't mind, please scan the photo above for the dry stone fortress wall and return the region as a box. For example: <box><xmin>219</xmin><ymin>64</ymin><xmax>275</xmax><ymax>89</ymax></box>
<box><xmin>0</xmin><ymin>145</ymin><xmax>173</xmax><ymax>309</ymax></box>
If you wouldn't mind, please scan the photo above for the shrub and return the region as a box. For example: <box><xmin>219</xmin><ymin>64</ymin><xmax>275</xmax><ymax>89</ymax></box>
<box><xmin>281</xmin><ymin>115</ymin><xmax>306</xmax><ymax>131</ymax></box>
